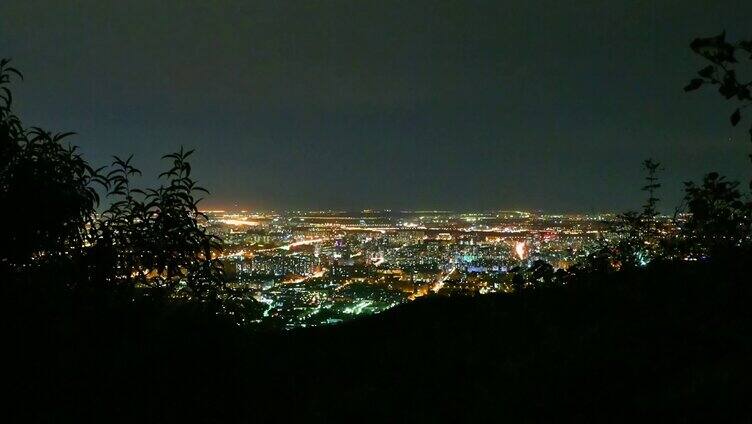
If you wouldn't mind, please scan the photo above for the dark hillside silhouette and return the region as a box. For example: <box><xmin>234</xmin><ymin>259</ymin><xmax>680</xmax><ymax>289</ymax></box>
<box><xmin>6</xmin><ymin>257</ymin><xmax>752</xmax><ymax>422</ymax></box>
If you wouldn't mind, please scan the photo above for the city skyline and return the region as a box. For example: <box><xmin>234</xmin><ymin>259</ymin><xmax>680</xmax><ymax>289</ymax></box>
<box><xmin>203</xmin><ymin>208</ymin><xmax>627</xmax><ymax>328</ymax></box>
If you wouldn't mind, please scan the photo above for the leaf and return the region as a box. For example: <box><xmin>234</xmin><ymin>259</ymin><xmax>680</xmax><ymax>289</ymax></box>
<box><xmin>53</xmin><ymin>131</ymin><xmax>76</xmax><ymax>142</ymax></box>
<box><xmin>697</xmin><ymin>65</ymin><xmax>715</xmax><ymax>78</ymax></box>
<box><xmin>730</xmin><ymin>108</ymin><xmax>741</xmax><ymax>126</ymax></box>
<box><xmin>684</xmin><ymin>79</ymin><xmax>703</xmax><ymax>92</ymax></box>
<box><xmin>690</xmin><ymin>31</ymin><xmax>725</xmax><ymax>53</ymax></box>
<box><xmin>5</xmin><ymin>67</ymin><xmax>23</xmax><ymax>80</ymax></box>
<box><xmin>1</xmin><ymin>86</ymin><xmax>12</xmax><ymax>105</ymax></box>
<box><xmin>738</xmin><ymin>87</ymin><xmax>752</xmax><ymax>101</ymax></box>
<box><xmin>738</xmin><ymin>40</ymin><xmax>752</xmax><ymax>59</ymax></box>
<box><xmin>690</xmin><ymin>31</ymin><xmax>736</xmax><ymax>64</ymax></box>
<box><xmin>718</xmin><ymin>82</ymin><xmax>737</xmax><ymax>99</ymax></box>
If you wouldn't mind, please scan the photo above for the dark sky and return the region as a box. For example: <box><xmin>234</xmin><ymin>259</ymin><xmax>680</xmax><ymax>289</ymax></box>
<box><xmin>2</xmin><ymin>1</ymin><xmax>751</xmax><ymax>212</ymax></box>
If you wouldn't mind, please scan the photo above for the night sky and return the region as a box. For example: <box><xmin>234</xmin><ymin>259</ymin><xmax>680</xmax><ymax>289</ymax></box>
<box><xmin>2</xmin><ymin>1</ymin><xmax>751</xmax><ymax>212</ymax></box>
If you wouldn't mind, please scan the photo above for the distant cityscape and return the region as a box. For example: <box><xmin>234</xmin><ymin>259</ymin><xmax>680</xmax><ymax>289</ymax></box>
<box><xmin>204</xmin><ymin>209</ymin><xmax>679</xmax><ymax>329</ymax></box>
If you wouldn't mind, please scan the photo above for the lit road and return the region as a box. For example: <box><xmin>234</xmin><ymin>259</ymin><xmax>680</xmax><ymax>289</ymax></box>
<box><xmin>257</xmin><ymin>238</ymin><xmax>328</xmax><ymax>252</ymax></box>
<box><xmin>432</xmin><ymin>266</ymin><xmax>456</xmax><ymax>293</ymax></box>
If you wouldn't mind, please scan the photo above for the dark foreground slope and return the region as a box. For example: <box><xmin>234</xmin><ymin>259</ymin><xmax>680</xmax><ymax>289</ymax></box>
<box><xmin>5</xmin><ymin>258</ymin><xmax>752</xmax><ymax>422</ymax></box>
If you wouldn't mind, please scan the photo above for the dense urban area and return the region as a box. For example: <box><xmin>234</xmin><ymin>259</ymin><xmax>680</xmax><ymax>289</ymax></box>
<box><xmin>206</xmin><ymin>209</ymin><xmax>678</xmax><ymax>328</ymax></box>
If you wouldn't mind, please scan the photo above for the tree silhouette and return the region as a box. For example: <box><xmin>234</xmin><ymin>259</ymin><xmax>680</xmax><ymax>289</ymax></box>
<box><xmin>641</xmin><ymin>159</ymin><xmax>661</xmax><ymax>219</ymax></box>
<box><xmin>88</xmin><ymin>155</ymin><xmax>147</xmax><ymax>287</ymax></box>
<box><xmin>679</xmin><ymin>172</ymin><xmax>750</xmax><ymax>257</ymax></box>
<box><xmin>0</xmin><ymin>59</ymin><xmax>104</xmax><ymax>272</ymax></box>
<box><xmin>683</xmin><ymin>32</ymin><xmax>752</xmax><ymax>258</ymax></box>
<box><xmin>607</xmin><ymin>159</ymin><xmax>665</xmax><ymax>269</ymax></box>
<box><xmin>90</xmin><ymin>146</ymin><xmax>232</xmax><ymax>306</ymax></box>
<box><xmin>685</xmin><ymin>31</ymin><xmax>752</xmax><ymax>169</ymax></box>
<box><xmin>0</xmin><ymin>58</ymin><xmax>245</xmax><ymax>317</ymax></box>
<box><xmin>141</xmin><ymin>147</ymin><xmax>225</xmax><ymax>301</ymax></box>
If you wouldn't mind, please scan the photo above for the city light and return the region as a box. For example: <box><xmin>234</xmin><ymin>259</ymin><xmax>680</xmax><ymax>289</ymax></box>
<box><xmin>515</xmin><ymin>242</ymin><xmax>527</xmax><ymax>260</ymax></box>
<box><xmin>202</xmin><ymin>208</ymin><xmax>646</xmax><ymax>329</ymax></box>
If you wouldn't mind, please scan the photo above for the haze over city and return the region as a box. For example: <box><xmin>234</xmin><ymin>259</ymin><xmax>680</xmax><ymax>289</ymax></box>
<box><xmin>2</xmin><ymin>1</ymin><xmax>751</xmax><ymax>211</ymax></box>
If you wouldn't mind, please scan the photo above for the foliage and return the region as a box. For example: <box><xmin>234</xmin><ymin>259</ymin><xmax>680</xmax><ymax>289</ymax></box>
<box><xmin>89</xmin><ymin>150</ymin><xmax>229</xmax><ymax>304</ymax></box>
<box><xmin>681</xmin><ymin>31</ymin><xmax>752</xmax><ymax>257</ymax></box>
<box><xmin>0</xmin><ymin>59</ymin><xmax>104</xmax><ymax>271</ymax></box>
<box><xmin>684</xmin><ymin>31</ymin><xmax>752</xmax><ymax>167</ymax></box>
<box><xmin>606</xmin><ymin>159</ymin><xmax>666</xmax><ymax>269</ymax></box>
<box><xmin>0</xmin><ymin>58</ymin><xmax>247</xmax><ymax>317</ymax></box>
<box><xmin>678</xmin><ymin>172</ymin><xmax>751</xmax><ymax>257</ymax></box>
<box><xmin>584</xmin><ymin>32</ymin><xmax>752</xmax><ymax>270</ymax></box>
